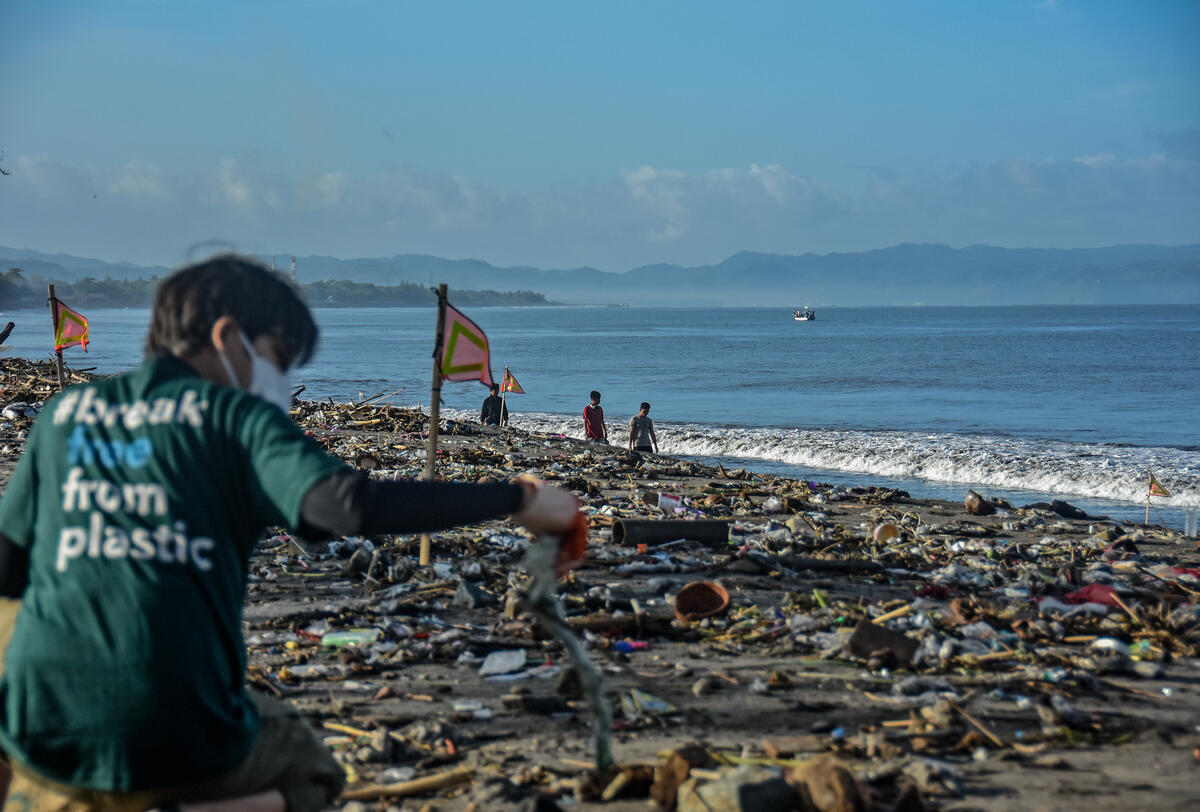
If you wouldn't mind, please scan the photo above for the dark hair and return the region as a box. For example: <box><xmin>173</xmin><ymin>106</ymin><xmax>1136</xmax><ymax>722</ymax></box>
<box><xmin>640</xmin><ymin>402</ymin><xmax>651</xmax><ymax>412</ymax></box>
<box><xmin>590</xmin><ymin>390</ymin><xmax>601</xmax><ymax>401</ymax></box>
<box><xmin>145</xmin><ymin>254</ymin><xmax>318</xmax><ymax>367</ymax></box>
<box><xmin>490</xmin><ymin>383</ymin><xmax>500</xmax><ymax>394</ymax></box>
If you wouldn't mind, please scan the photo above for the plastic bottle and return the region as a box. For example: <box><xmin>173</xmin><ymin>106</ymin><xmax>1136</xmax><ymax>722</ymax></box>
<box><xmin>320</xmin><ymin>628</ymin><xmax>381</xmax><ymax>648</ymax></box>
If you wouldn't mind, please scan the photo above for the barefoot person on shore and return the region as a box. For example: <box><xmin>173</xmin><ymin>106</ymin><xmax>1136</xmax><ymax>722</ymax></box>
<box><xmin>628</xmin><ymin>401</ymin><xmax>659</xmax><ymax>454</ymax></box>
<box><xmin>583</xmin><ymin>390</ymin><xmax>607</xmax><ymax>444</ymax></box>
<box><xmin>0</xmin><ymin>255</ymin><xmax>580</xmax><ymax>812</ymax></box>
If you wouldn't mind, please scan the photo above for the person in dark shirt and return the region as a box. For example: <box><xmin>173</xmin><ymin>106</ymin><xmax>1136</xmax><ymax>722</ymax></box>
<box><xmin>480</xmin><ymin>383</ymin><xmax>508</xmax><ymax>426</ymax></box>
<box><xmin>583</xmin><ymin>390</ymin><xmax>607</xmax><ymax>443</ymax></box>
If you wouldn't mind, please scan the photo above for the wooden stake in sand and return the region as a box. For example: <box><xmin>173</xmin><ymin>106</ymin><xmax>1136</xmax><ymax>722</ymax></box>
<box><xmin>420</xmin><ymin>283</ymin><xmax>449</xmax><ymax>567</ymax></box>
<box><xmin>46</xmin><ymin>283</ymin><xmax>66</xmax><ymax>388</ymax></box>
<box><xmin>501</xmin><ymin>373</ymin><xmax>508</xmax><ymax>428</ymax></box>
<box><xmin>1146</xmin><ymin>472</ymin><xmax>1171</xmax><ymax>526</ymax></box>
<box><xmin>46</xmin><ymin>285</ymin><xmax>90</xmax><ymax>390</ymax></box>
<box><xmin>499</xmin><ymin>366</ymin><xmax>523</xmax><ymax>427</ymax></box>
<box><xmin>421</xmin><ymin>289</ymin><xmax>495</xmax><ymax>566</ymax></box>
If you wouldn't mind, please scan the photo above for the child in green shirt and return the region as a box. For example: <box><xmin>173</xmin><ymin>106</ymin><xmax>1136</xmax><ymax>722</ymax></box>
<box><xmin>0</xmin><ymin>255</ymin><xmax>578</xmax><ymax>812</ymax></box>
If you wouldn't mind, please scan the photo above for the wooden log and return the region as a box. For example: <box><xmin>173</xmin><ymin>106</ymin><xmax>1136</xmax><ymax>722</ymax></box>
<box><xmin>530</xmin><ymin>610</ymin><xmax>677</xmax><ymax>638</ymax></box>
<box><xmin>340</xmin><ymin>766</ymin><xmax>474</xmax><ymax>801</ymax></box>
<box><xmin>780</xmin><ymin>555</ymin><xmax>883</xmax><ymax>573</ymax></box>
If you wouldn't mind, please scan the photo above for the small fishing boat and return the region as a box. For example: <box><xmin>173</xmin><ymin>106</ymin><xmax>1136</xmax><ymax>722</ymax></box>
<box><xmin>793</xmin><ymin>307</ymin><xmax>815</xmax><ymax>321</ymax></box>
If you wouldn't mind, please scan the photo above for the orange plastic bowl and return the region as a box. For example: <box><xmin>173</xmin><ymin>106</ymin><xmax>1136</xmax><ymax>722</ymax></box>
<box><xmin>674</xmin><ymin>581</ymin><xmax>730</xmax><ymax>623</ymax></box>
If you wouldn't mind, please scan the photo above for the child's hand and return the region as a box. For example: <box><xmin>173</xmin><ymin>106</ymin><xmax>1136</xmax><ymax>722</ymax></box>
<box><xmin>512</xmin><ymin>481</ymin><xmax>580</xmax><ymax>538</ymax></box>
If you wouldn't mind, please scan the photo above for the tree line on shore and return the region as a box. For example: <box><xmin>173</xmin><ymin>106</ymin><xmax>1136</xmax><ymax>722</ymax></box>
<box><xmin>0</xmin><ymin>268</ymin><xmax>550</xmax><ymax>309</ymax></box>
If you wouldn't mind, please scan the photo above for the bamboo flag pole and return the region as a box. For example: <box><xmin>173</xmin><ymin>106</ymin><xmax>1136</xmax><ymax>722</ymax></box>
<box><xmin>420</xmin><ymin>284</ymin><xmax>449</xmax><ymax>567</ymax></box>
<box><xmin>46</xmin><ymin>284</ymin><xmax>66</xmax><ymax>390</ymax></box>
<box><xmin>1145</xmin><ymin>474</ymin><xmax>1151</xmax><ymax>527</ymax></box>
<box><xmin>500</xmin><ymin>366</ymin><xmax>509</xmax><ymax>427</ymax></box>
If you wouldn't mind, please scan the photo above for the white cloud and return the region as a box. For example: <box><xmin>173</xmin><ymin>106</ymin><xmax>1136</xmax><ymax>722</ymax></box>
<box><xmin>1</xmin><ymin>150</ymin><xmax>1196</xmax><ymax>271</ymax></box>
<box><xmin>622</xmin><ymin>165</ymin><xmax>690</xmax><ymax>242</ymax></box>
<box><xmin>749</xmin><ymin>163</ymin><xmax>808</xmax><ymax>204</ymax></box>
<box><xmin>11</xmin><ymin>154</ymin><xmax>93</xmax><ymax>199</ymax></box>
<box><xmin>1005</xmin><ymin>159</ymin><xmax>1039</xmax><ymax>186</ymax></box>
<box><xmin>314</xmin><ymin>172</ymin><xmax>344</xmax><ymax>206</ymax></box>
<box><xmin>216</xmin><ymin>158</ymin><xmax>251</xmax><ymax>207</ymax></box>
<box><xmin>1073</xmin><ymin>153</ymin><xmax>1117</xmax><ymax>167</ymax></box>
<box><xmin>109</xmin><ymin>162</ymin><xmax>169</xmax><ymax>199</ymax></box>
<box><xmin>620</xmin><ymin>163</ymin><xmax>829</xmax><ymax>244</ymax></box>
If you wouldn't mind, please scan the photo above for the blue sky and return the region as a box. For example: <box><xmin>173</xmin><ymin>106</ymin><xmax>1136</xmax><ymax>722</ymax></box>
<box><xmin>1</xmin><ymin>0</ymin><xmax>1197</xmax><ymax>270</ymax></box>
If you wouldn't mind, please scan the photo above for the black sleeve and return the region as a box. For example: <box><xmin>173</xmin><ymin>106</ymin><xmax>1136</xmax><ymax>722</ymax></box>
<box><xmin>300</xmin><ymin>469</ymin><xmax>525</xmax><ymax>539</ymax></box>
<box><xmin>0</xmin><ymin>532</ymin><xmax>29</xmax><ymax>599</ymax></box>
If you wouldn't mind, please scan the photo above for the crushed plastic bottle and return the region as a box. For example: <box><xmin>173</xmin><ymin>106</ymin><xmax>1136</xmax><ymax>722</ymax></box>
<box><xmin>320</xmin><ymin>628</ymin><xmax>381</xmax><ymax>648</ymax></box>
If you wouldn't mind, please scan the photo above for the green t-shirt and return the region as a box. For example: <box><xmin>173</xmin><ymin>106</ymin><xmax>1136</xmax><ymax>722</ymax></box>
<box><xmin>0</xmin><ymin>355</ymin><xmax>346</xmax><ymax>791</ymax></box>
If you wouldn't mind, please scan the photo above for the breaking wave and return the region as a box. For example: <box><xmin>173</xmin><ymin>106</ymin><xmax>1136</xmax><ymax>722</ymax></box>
<box><xmin>451</xmin><ymin>410</ymin><xmax>1199</xmax><ymax>509</ymax></box>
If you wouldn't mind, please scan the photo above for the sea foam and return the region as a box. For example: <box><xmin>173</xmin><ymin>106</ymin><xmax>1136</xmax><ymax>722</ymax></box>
<box><xmin>448</xmin><ymin>409</ymin><xmax>1198</xmax><ymax>509</ymax></box>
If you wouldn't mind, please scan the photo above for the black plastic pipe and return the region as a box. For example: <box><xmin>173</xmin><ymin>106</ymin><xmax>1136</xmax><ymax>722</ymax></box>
<box><xmin>611</xmin><ymin>519</ymin><xmax>730</xmax><ymax>547</ymax></box>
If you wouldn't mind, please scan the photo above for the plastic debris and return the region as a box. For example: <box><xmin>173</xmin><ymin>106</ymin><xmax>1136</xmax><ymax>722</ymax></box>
<box><xmin>4</xmin><ymin>356</ymin><xmax>1195</xmax><ymax>810</ymax></box>
<box><xmin>478</xmin><ymin>649</ymin><xmax>529</xmax><ymax>676</ymax></box>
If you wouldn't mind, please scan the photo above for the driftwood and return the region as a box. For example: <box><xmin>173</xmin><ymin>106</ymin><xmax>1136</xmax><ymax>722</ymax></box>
<box><xmin>779</xmin><ymin>555</ymin><xmax>883</xmax><ymax>574</ymax></box>
<box><xmin>340</xmin><ymin>766</ymin><xmax>474</xmax><ymax>800</ymax></box>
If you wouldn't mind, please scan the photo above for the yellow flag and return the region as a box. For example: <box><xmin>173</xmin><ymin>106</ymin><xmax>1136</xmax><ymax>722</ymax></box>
<box><xmin>1149</xmin><ymin>474</ymin><xmax>1171</xmax><ymax>498</ymax></box>
<box><xmin>52</xmin><ymin>298</ymin><xmax>90</xmax><ymax>352</ymax></box>
<box><xmin>501</xmin><ymin>367</ymin><xmax>525</xmax><ymax>394</ymax></box>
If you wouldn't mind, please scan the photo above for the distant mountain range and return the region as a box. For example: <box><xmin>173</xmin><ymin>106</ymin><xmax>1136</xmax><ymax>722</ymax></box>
<box><xmin>2</xmin><ymin>243</ymin><xmax>1198</xmax><ymax>307</ymax></box>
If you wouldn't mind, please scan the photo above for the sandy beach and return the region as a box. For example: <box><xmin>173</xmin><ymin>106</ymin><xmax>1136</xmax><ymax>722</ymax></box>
<box><xmin>2</xmin><ymin>362</ymin><xmax>1199</xmax><ymax>810</ymax></box>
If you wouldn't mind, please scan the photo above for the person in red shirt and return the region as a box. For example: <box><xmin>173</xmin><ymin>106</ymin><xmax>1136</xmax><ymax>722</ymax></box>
<box><xmin>583</xmin><ymin>390</ymin><xmax>607</xmax><ymax>443</ymax></box>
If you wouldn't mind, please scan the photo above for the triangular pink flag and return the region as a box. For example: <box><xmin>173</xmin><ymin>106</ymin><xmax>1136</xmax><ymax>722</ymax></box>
<box><xmin>439</xmin><ymin>303</ymin><xmax>493</xmax><ymax>387</ymax></box>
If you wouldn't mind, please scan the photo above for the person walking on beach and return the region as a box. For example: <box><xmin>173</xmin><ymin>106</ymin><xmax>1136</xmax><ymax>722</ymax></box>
<box><xmin>0</xmin><ymin>255</ymin><xmax>580</xmax><ymax>812</ymax></box>
<box><xmin>583</xmin><ymin>390</ymin><xmax>607</xmax><ymax>443</ymax></box>
<box><xmin>628</xmin><ymin>401</ymin><xmax>659</xmax><ymax>454</ymax></box>
<box><xmin>480</xmin><ymin>382</ymin><xmax>508</xmax><ymax>426</ymax></box>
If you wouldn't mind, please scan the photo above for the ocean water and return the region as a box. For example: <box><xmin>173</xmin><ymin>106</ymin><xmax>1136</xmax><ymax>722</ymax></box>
<box><xmin>3</xmin><ymin>303</ymin><xmax>1197</xmax><ymax>529</ymax></box>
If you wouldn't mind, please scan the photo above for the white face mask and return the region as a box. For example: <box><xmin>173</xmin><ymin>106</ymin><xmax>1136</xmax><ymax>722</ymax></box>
<box><xmin>218</xmin><ymin>331</ymin><xmax>294</xmax><ymax>414</ymax></box>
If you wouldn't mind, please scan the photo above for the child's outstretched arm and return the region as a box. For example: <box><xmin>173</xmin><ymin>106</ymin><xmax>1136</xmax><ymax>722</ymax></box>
<box><xmin>297</xmin><ymin>470</ymin><xmax>578</xmax><ymax>540</ymax></box>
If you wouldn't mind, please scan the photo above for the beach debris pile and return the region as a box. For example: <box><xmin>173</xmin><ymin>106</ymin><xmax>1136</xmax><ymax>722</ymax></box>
<box><xmin>0</xmin><ymin>358</ymin><xmax>97</xmax><ymax>457</ymax></box>
<box><xmin>0</xmin><ymin>356</ymin><xmax>98</xmax><ymax>401</ymax></box>
<box><xmin>238</xmin><ymin>412</ymin><xmax>1200</xmax><ymax>810</ymax></box>
<box><xmin>294</xmin><ymin>391</ymin><xmax>428</xmax><ymax>438</ymax></box>
<box><xmin>3</xmin><ymin>362</ymin><xmax>1198</xmax><ymax>809</ymax></box>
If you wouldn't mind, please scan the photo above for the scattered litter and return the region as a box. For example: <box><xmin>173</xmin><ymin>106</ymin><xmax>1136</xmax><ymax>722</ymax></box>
<box><xmin>4</xmin><ymin>356</ymin><xmax>1196</xmax><ymax>809</ymax></box>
